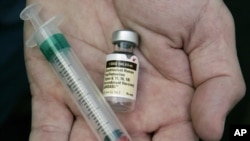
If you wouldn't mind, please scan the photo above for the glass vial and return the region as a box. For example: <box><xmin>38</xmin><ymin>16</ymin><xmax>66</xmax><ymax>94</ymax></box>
<box><xmin>103</xmin><ymin>30</ymin><xmax>139</xmax><ymax>112</ymax></box>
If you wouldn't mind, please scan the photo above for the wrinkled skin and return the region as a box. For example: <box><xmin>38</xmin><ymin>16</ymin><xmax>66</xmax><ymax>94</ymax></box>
<box><xmin>24</xmin><ymin>0</ymin><xmax>245</xmax><ymax>141</ymax></box>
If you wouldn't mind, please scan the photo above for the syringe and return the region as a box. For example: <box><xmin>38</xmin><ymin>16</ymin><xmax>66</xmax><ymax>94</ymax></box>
<box><xmin>20</xmin><ymin>3</ymin><xmax>131</xmax><ymax>141</ymax></box>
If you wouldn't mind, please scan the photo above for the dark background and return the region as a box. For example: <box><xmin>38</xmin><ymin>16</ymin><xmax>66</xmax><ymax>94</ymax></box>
<box><xmin>0</xmin><ymin>0</ymin><xmax>249</xmax><ymax>140</ymax></box>
<box><xmin>0</xmin><ymin>0</ymin><xmax>31</xmax><ymax>140</ymax></box>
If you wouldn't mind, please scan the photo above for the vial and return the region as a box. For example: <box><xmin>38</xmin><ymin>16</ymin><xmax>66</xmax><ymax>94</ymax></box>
<box><xmin>103</xmin><ymin>30</ymin><xmax>139</xmax><ymax>112</ymax></box>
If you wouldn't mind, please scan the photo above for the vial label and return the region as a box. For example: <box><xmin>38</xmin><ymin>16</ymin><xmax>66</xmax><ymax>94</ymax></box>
<box><xmin>103</xmin><ymin>53</ymin><xmax>139</xmax><ymax>100</ymax></box>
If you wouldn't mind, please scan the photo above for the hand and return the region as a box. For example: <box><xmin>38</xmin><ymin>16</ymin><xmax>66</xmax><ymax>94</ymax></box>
<box><xmin>25</xmin><ymin>0</ymin><xmax>245</xmax><ymax>141</ymax></box>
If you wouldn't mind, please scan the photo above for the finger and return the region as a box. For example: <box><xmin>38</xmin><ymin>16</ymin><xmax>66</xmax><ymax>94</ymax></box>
<box><xmin>69</xmin><ymin>117</ymin><xmax>97</xmax><ymax>141</ymax></box>
<box><xmin>186</xmin><ymin>2</ymin><xmax>246</xmax><ymax>140</ymax></box>
<box><xmin>69</xmin><ymin>117</ymin><xmax>148</xmax><ymax>141</ymax></box>
<box><xmin>24</xmin><ymin>34</ymin><xmax>92</xmax><ymax>141</ymax></box>
<box><xmin>131</xmin><ymin>134</ymin><xmax>151</xmax><ymax>141</ymax></box>
<box><xmin>29</xmin><ymin>92</ymin><xmax>73</xmax><ymax>141</ymax></box>
<box><xmin>153</xmin><ymin>121</ymin><xmax>198</xmax><ymax>141</ymax></box>
<box><xmin>25</xmin><ymin>41</ymin><xmax>73</xmax><ymax>140</ymax></box>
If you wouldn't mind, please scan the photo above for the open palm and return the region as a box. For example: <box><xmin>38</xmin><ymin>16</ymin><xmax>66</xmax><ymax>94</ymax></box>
<box><xmin>25</xmin><ymin>0</ymin><xmax>245</xmax><ymax>141</ymax></box>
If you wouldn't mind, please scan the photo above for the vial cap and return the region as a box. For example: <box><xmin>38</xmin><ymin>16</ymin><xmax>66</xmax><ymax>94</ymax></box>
<box><xmin>112</xmin><ymin>30</ymin><xmax>139</xmax><ymax>46</ymax></box>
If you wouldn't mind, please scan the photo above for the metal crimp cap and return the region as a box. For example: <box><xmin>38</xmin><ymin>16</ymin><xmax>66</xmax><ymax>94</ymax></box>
<box><xmin>112</xmin><ymin>30</ymin><xmax>139</xmax><ymax>46</ymax></box>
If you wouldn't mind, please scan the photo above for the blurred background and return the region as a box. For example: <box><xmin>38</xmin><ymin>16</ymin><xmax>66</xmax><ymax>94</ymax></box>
<box><xmin>0</xmin><ymin>0</ymin><xmax>31</xmax><ymax>140</ymax></box>
<box><xmin>0</xmin><ymin>0</ymin><xmax>249</xmax><ymax>140</ymax></box>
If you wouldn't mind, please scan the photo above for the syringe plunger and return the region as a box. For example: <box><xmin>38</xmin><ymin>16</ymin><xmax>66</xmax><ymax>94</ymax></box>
<box><xmin>20</xmin><ymin>3</ymin><xmax>43</xmax><ymax>31</ymax></box>
<box><xmin>20</xmin><ymin>3</ymin><xmax>62</xmax><ymax>47</ymax></box>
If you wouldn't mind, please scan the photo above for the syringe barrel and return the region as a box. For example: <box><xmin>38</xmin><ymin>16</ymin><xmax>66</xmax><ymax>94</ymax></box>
<box><xmin>36</xmin><ymin>31</ymin><xmax>131</xmax><ymax>141</ymax></box>
<box><xmin>20</xmin><ymin>2</ymin><xmax>131</xmax><ymax>140</ymax></box>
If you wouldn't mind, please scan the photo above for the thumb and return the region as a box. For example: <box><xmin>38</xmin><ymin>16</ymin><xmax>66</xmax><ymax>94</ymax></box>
<box><xmin>186</xmin><ymin>2</ymin><xmax>246</xmax><ymax>140</ymax></box>
<box><xmin>191</xmin><ymin>76</ymin><xmax>245</xmax><ymax>141</ymax></box>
